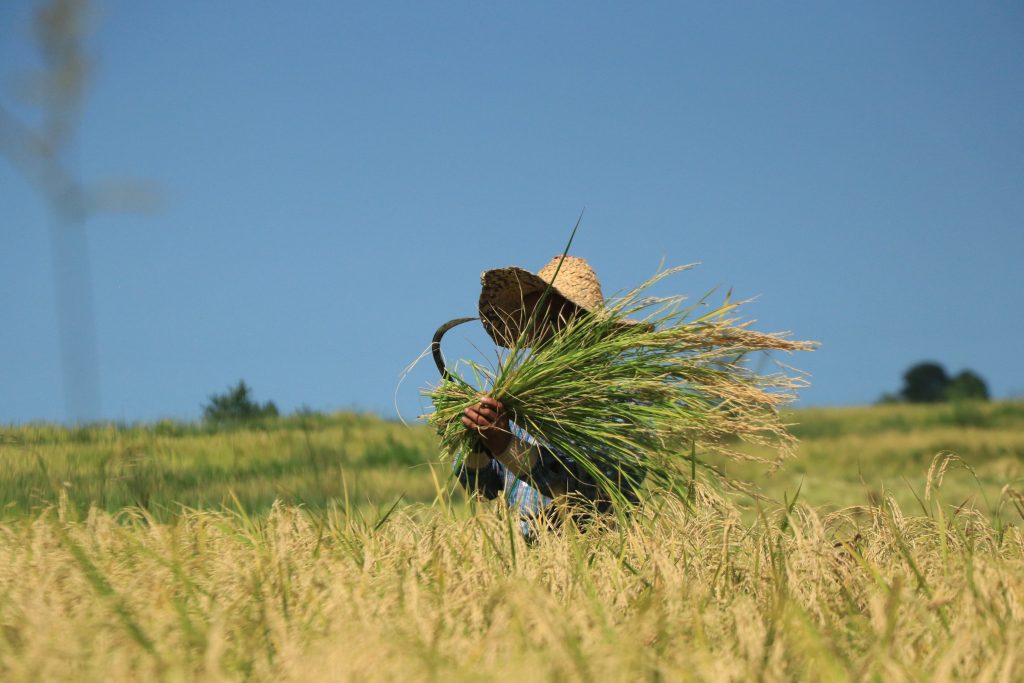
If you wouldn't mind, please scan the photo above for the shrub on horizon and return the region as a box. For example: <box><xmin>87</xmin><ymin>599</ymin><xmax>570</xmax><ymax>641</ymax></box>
<box><xmin>202</xmin><ymin>380</ymin><xmax>279</xmax><ymax>425</ymax></box>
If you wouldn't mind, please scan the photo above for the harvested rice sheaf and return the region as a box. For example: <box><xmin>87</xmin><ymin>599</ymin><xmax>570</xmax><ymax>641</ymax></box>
<box><xmin>425</xmin><ymin>265</ymin><xmax>817</xmax><ymax>504</ymax></box>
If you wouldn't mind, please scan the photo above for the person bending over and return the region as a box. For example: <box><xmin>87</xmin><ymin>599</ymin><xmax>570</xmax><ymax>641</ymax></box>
<box><xmin>455</xmin><ymin>255</ymin><xmax>646</xmax><ymax>537</ymax></box>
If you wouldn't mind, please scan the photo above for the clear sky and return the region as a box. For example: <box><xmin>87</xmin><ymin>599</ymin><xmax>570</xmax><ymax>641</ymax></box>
<box><xmin>2</xmin><ymin>1</ymin><xmax>1023</xmax><ymax>425</ymax></box>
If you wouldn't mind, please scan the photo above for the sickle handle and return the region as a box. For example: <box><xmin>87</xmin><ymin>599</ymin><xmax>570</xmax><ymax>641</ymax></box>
<box><xmin>431</xmin><ymin>316</ymin><xmax>492</xmax><ymax>455</ymax></box>
<box><xmin>431</xmin><ymin>317</ymin><xmax>477</xmax><ymax>381</ymax></box>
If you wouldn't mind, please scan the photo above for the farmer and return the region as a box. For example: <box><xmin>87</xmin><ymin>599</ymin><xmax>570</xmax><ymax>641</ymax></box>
<box><xmin>456</xmin><ymin>255</ymin><xmax>646</xmax><ymax>536</ymax></box>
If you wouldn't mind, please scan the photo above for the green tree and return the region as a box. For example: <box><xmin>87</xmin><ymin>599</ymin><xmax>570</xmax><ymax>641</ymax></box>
<box><xmin>945</xmin><ymin>370</ymin><xmax>990</xmax><ymax>401</ymax></box>
<box><xmin>900</xmin><ymin>362</ymin><xmax>950</xmax><ymax>403</ymax></box>
<box><xmin>202</xmin><ymin>380</ymin><xmax>279</xmax><ymax>424</ymax></box>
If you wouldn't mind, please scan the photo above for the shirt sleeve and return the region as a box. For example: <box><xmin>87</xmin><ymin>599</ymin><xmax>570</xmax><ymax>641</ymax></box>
<box><xmin>454</xmin><ymin>453</ymin><xmax>505</xmax><ymax>500</ymax></box>
<box><xmin>527</xmin><ymin>441</ymin><xmax>645</xmax><ymax>506</ymax></box>
<box><xmin>527</xmin><ymin>444</ymin><xmax>598</xmax><ymax>500</ymax></box>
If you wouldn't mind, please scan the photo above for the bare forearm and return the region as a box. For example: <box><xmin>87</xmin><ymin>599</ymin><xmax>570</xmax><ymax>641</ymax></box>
<box><xmin>493</xmin><ymin>439</ymin><xmax>566</xmax><ymax>497</ymax></box>
<box><xmin>490</xmin><ymin>436</ymin><xmax>534</xmax><ymax>477</ymax></box>
<box><xmin>462</xmin><ymin>450</ymin><xmax>492</xmax><ymax>470</ymax></box>
<box><xmin>454</xmin><ymin>451</ymin><xmax>503</xmax><ymax>500</ymax></box>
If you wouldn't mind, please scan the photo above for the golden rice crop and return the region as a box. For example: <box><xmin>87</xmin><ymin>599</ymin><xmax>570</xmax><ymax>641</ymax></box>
<box><xmin>0</xmin><ymin>457</ymin><xmax>1022</xmax><ymax>682</ymax></box>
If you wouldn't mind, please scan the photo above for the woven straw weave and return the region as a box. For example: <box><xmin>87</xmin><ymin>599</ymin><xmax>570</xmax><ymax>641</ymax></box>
<box><xmin>478</xmin><ymin>255</ymin><xmax>609</xmax><ymax>347</ymax></box>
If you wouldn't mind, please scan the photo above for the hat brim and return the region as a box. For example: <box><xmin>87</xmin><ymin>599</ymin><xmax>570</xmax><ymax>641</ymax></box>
<box><xmin>478</xmin><ymin>266</ymin><xmax>645</xmax><ymax>348</ymax></box>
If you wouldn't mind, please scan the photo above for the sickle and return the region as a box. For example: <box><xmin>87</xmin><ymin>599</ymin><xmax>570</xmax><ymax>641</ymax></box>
<box><xmin>431</xmin><ymin>317</ymin><xmax>477</xmax><ymax>380</ymax></box>
<box><xmin>431</xmin><ymin>316</ymin><xmax>494</xmax><ymax>455</ymax></box>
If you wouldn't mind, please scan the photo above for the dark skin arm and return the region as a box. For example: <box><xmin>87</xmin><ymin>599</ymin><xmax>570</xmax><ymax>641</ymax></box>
<box><xmin>462</xmin><ymin>396</ymin><xmax>542</xmax><ymax>479</ymax></box>
<box><xmin>462</xmin><ymin>396</ymin><xmax>511</xmax><ymax>462</ymax></box>
<box><xmin>460</xmin><ymin>291</ymin><xmax>579</xmax><ymax>482</ymax></box>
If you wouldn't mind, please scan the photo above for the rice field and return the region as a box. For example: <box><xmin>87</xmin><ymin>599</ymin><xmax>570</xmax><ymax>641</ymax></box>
<box><xmin>1</xmin><ymin>401</ymin><xmax>1023</xmax><ymax>681</ymax></box>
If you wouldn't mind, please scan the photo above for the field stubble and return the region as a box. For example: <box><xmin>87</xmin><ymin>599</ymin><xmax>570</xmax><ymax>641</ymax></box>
<box><xmin>1</xmin><ymin>474</ymin><xmax>1022</xmax><ymax>681</ymax></box>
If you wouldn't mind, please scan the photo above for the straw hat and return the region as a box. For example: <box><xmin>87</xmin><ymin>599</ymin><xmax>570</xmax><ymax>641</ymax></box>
<box><xmin>479</xmin><ymin>255</ymin><xmax>633</xmax><ymax>347</ymax></box>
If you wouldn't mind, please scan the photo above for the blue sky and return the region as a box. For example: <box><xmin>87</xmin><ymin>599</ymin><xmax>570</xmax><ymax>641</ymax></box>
<box><xmin>2</xmin><ymin>1</ymin><xmax>1023</xmax><ymax>424</ymax></box>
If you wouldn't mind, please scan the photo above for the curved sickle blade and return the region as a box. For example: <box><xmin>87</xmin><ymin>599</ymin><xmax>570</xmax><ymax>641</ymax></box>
<box><xmin>431</xmin><ymin>317</ymin><xmax>478</xmax><ymax>381</ymax></box>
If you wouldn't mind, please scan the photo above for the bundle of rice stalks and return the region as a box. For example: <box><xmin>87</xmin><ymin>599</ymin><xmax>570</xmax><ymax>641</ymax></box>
<box><xmin>424</xmin><ymin>264</ymin><xmax>816</xmax><ymax>506</ymax></box>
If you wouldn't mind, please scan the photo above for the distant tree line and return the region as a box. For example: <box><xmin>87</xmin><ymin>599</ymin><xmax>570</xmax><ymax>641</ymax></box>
<box><xmin>881</xmin><ymin>362</ymin><xmax>989</xmax><ymax>404</ymax></box>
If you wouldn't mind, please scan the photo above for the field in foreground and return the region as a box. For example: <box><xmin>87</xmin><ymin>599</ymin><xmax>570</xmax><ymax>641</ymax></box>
<box><xmin>1</xmin><ymin>402</ymin><xmax>1023</xmax><ymax>680</ymax></box>
<box><xmin>2</xmin><ymin>480</ymin><xmax>1023</xmax><ymax>681</ymax></box>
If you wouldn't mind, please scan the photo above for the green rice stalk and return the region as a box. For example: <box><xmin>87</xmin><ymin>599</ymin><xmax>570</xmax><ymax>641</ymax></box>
<box><xmin>424</xmin><ymin>264</ymin><xmax>816</xmax><ymax>506</ymax></box>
